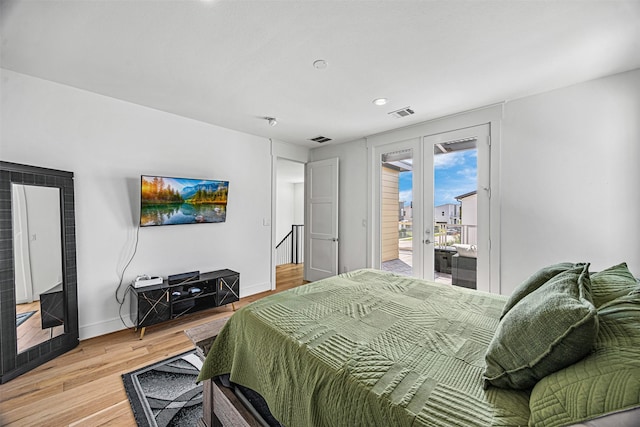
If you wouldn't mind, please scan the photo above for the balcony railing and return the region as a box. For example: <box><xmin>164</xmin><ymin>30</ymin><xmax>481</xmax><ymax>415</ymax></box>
<box><xmin>434</xmin><ymin>223</ymin><xmax>477</xmax><ymax>248</ymax></box>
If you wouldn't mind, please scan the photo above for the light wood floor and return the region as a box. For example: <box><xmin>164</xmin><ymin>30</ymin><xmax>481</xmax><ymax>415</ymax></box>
<box><xmin>16</xmin><ymin>301</ymin><xmax>65</xmax><ymax>353</ymax></box>
<box><xmin>0</xmin><ymin>263</ymin><xmax>306</xmax><ymax>427</ymax></box>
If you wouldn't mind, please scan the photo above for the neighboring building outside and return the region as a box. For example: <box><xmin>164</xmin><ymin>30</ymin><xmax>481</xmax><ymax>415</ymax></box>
<box><xmin>434</xmin><ymin>203</ymin><xmax>459</xmax><ymax>224</ymax></box>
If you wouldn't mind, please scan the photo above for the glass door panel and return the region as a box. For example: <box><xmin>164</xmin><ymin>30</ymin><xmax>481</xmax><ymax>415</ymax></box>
<box><xmin>424</xmin><ymin>124</ymin><xmax>490</xmax><ymax>289</ymax></box>
<box><xmin>433</xmin><ymin>139</ymin><xmax>478</xmax><ymax>285</ymax></box>
<box><xmin>380</xmin><ymin>149</ymin><xmax>414</xmax><ymax>276</ymax></box>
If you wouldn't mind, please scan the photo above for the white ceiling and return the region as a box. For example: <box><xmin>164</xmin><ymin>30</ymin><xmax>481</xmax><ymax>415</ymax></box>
<box><xmin>1</xmin><ymin>0</ymin><xmax>639</xmax><ymax>147</ymax></box>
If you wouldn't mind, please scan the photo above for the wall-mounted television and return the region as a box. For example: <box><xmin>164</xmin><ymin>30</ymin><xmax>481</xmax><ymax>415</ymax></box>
<box><xmin>140</xmin><ymin>175</ymin><xmax>229</xmax><ymax>227</ymax></box>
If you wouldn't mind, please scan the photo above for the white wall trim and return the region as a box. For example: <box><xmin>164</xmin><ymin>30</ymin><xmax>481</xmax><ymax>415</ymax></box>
<box><xmin>239</xmin><ymin>281</ymin><xmax>271</xmax><ymax>298</ymax></box>
<box><xmin>79</xmin><ymin>317</ymin><xmax>126</xmax><ymax>341</ymax></box>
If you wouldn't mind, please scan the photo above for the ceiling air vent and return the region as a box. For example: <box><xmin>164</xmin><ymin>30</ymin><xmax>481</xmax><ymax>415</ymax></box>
<box><xmin>309</xmin><ymin>135</ymin><xmax>332</xmax><ymax>143</ymax></box>
<box><xmin>388</xmin><ymin>107</ymin><xmax>415</xmax><ymax>118</ymax></box>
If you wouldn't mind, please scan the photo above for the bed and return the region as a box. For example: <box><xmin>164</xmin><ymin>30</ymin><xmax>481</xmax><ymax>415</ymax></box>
<box><xmin>196</xmin><ymin>264</ymin><xmax>640</xmax><ymax>427</ymax></box>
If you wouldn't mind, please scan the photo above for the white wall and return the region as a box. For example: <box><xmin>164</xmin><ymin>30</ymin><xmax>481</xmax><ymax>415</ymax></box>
<box><xmin>271</xmin><ymin>140</ymin><xmax>309</xmax><ymax>164</ymax></box>
<box><xmin>276</xmin><ymin>180</ymin><xmax>296</xmax><ymax>242</ymax></box>
<box><xmin>293</xmin><ymin>182</ymin><xmax>304</xmax><ymax>224</ymax></box>
<box><xmin>311</xmin><ymin>69</ymin><xmax>640</xmax><ymax>295</ymax></box>
<box><xmin>500</xmin><ymin>68</ymin><xmax>640</xmax><ymax>294</ymax></box>
<box><xmin>1</xmin><ymin>69</ymin><xmax>274</xmax><ymax>339</ymax></box>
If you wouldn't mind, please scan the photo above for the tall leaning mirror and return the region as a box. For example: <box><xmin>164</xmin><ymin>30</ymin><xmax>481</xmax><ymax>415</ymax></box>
<box><xmin>0</xmin><ymin>161</ymin><xmax>79</xmax><ymax>384</ymax></box>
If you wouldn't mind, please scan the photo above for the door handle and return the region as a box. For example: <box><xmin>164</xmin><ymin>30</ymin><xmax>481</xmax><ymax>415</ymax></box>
<box><xmin>423</xmin><ymin>239</ymin><xmax>432</xmax><ymax>244</ymax></box>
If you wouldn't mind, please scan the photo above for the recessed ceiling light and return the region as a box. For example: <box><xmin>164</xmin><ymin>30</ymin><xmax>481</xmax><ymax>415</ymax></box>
<box><xmin>372</xmin><ymin>98</ymin><xmax>388</xmax><ymax>106</ymax></box>
<box><xmin>313</xmin><ymin>59</ymin><xmax>328</xmax><ymax>69</ymax></box>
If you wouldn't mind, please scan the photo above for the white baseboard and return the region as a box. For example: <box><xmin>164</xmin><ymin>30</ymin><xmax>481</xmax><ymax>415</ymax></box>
<box><xmin>79</xmin><ymin>316</ymin><xmax>130</xmax><ymax>340</ymax></box>
<box><xmin>239</xmin><ymin>281</ymin><xmax>271</xmax><ymax>298</ymax></box>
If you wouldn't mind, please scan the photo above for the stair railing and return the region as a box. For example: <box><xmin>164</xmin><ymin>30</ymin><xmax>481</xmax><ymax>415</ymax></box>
<box><xmin>276</xmin><ymin>224</ymin><xmax>304</xmax><ymax>265</ymax></box>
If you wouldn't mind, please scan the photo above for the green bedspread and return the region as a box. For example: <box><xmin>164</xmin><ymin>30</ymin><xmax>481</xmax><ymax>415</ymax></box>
<box><xmin>198</xmin><ymin>269</ymin><xmax>531</xmax><ymax>426</ymax></box>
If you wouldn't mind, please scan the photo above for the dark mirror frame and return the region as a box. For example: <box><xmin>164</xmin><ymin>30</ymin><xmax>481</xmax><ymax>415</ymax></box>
<box><xmin>0</xmin><ymin>161</ymin><xmax>79</xmax><ymax>383</ymax></box>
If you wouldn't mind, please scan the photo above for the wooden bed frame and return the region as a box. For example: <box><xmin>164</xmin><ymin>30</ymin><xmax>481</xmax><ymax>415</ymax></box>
<box><xmin>185</xmin><ymin>317</ymin><xmax>264</xmax><ymax>427</ymax></box>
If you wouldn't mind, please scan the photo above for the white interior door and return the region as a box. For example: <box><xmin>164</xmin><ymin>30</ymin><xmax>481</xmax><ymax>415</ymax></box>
<box><xmin>304</xmin><ymin>158</ymin><xmax>339</xmax><ymax>281</ymax></box>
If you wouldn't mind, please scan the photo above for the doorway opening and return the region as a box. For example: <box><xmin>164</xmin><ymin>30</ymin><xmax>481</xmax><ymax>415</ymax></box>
<box><xmin>275</xmin><ymin>158</ymin><xmax>305</xmax><ymax>286</ymax></box>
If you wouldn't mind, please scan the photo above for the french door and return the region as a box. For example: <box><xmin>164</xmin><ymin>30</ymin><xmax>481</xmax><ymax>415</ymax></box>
<box><xmin>374</xmin><ymin>124</ymin><xmax>491</xmax><ymax>289</ymax></box>
<box><xmin>423</xmin><ymin>124</ymin><xmax>490</xmax><ymax>288</ymax></box>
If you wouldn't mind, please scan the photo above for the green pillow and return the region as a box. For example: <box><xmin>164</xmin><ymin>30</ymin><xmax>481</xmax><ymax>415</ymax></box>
<box><xmin>500</xmin><ymin>262</ymin><xmax>585</xmax><ymax>319</ymax></box>
<box><xmin>528</xmin><ymin>292</ymin><xmax>640</xmax><ymax>426</ymax></box>
<box><xmin>483</xmin><ymin>264</ymin><xmax>598</xmax><ymax>390</ymax></box>
<box><xmin>591</xmin><ymin>262</ymin><xmax>639</xmax><ymax>308</ymax></box>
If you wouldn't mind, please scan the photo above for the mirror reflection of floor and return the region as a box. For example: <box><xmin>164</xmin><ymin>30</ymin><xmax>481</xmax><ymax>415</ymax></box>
<box><xmin>16</xmin><ymin>301</ymin><xmax>65</xmax><ymax>353</ymax></box>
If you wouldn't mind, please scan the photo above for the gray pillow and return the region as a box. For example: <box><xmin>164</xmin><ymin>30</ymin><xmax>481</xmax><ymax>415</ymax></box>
<box><xmin>500</xmin><ymin>262</ymin><xmax>585</xmax><ymax>319</ymax></box>
<box><xmin>484</xmin><ymin>263</ymin><xmax>598</xmax><ymax>390</ymax></box>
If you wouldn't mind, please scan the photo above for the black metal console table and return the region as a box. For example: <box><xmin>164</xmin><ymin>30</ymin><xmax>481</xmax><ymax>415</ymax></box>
<box><xmin>130</xmin><ymin>269</ymin><xmax>239</xmax><ymax>339</ymax></box>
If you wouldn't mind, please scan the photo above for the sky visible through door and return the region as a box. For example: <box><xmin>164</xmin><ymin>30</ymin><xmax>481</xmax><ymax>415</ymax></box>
<box><xmin>399</xmin><ymin>149</ymin><xmax>477</xmax><ymax>207</ymax></box>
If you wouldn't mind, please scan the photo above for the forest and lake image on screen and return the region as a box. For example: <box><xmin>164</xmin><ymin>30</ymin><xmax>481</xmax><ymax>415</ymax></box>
<box><xmin>140</xmin><ymin>175</ymin><xmax>229</xmax><ymax>226</ymax></box>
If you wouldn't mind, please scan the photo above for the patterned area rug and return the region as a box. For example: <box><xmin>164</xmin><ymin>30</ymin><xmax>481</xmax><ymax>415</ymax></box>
<box><xmin>16</xmin><ymin>310</ymin><xmax>36</xmax><ymax>327</ymax></box>
<box><xmin>122</xmin><ymin>349</ymin><xmax>203</xmax><ymax>427</ymax></box>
